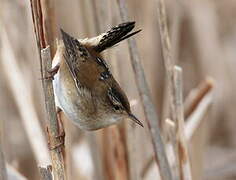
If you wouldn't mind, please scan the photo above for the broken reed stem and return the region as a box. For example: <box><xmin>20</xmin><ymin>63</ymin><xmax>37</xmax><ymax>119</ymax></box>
<box><xmin>40</xmin><ymin>0</ymin><xmax>58</xmax><ymax>56</ymax></box>
<box><xmin>30</xmin><ymin>0</ymin><xmax>57</xmax><ymax>56</ymax></box>
<box><xmin>117</xmin><ymin>0</ymin><xmax>173</xmax><ymax>180</ymax></box>
<box><xmin>41</xmin><ymin>47</ymin><xmax>66</xmax><ymax>180</ymax></box>
<box><xmin>173</xmin><ymin>66</ymin><xmax>192</xmax><ymax>180</ymax></box>
<box><xmin>142</xmin><ymin>84</ymin><xmax>213</xmax><ymax>178</ymax></box>
<box><xmin>185</xmin><ymin>89</ymin><xmax>213</xmax><ymax>141</ymax></box>
<box><xmin>184</xmin><ymin>77</ymin><xmax>214</xmax><ymax>119</ymax></box>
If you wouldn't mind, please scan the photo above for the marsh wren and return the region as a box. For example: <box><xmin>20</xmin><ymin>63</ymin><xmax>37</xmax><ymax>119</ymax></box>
<box><xmin>51</xmin><ymin>22</ymin><xmax>143</xmax><ymax>130</ymax></box>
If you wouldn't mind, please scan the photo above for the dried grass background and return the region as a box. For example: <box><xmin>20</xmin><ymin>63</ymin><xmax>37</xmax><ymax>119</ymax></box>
<box><xmin>0</xmin><ymin>0</ymin><xmax>236</xmax><ymax>180</ymax></box>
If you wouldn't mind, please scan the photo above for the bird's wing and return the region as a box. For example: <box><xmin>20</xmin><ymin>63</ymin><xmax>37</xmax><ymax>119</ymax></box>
<box><xmin>107</xmin><ymin>85</ymin><xmax>130</xmax><ymax>112</ymax></box>
<box><xmin>60</xmin><ymin>29</ymin><xmax>90</xmax><ymax>90</ymax></box>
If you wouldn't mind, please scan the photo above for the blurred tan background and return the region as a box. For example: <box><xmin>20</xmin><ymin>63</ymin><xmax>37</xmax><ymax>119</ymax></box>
<box><xmin>0</xmin><ymin>0</ymin><xmax>236</xmax><ymax>180</ymax></box>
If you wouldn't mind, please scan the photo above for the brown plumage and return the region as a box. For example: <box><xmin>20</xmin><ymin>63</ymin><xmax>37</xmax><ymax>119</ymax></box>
<box><xmin>52</xmin><ymin>22</ymin><xmax>143</xmax><ymax>130</ymax></box>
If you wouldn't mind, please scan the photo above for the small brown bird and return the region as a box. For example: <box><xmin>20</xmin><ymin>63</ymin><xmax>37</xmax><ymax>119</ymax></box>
<box><xmin>51</xmin><ymin>22</ymin><xmax>143</xmax><ymax>130</ymax></box>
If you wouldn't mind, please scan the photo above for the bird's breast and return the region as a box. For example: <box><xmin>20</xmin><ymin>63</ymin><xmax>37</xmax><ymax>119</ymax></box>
<box><xmin>52</xmin><ymin>66</ymin><xmax>121</xmax><ymax>130</ymax></box>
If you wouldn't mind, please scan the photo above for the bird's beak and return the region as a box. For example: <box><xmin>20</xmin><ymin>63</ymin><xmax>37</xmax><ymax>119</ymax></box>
<box><xmin>128</xmin><ymin>113</ymin><xmax>144</xmax><ymax>127</ymax></box>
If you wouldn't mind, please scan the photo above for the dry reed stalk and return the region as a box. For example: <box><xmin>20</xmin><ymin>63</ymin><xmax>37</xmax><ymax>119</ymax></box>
<box><xmin>41</xmin><ymin>47</ymin><xmax>66</xmax><ymax>180</ymax></box>
<box><xmin>0</xmin><ymin>24</ymin><xmax>50</xmax><ymax>166</ymax></box>
<box><xmin>173</xmin><ymin>66</ymin><xmax>192</xmax><ymax>180</ymax></box>
<box><xmin>155</xmin><ymin>0</ymin><xmax>175</xmax><ymax>111</ymax></box>
<box><xmin>102</xmin><ymin>127</ymin><xmax>129</xmax><ymax>180</ymax></box>
<box><xmin>162</xmin><ymin>1</ymin><xmax>183</xmax><ymax>125</ymax></box>
<box><xmin>117</xmin><ymin>0</ymin><xmax>173</xmax><ymax>179</ymax></box>
<box><xmin>142</xmin><ymin>80</ymin><xmax>214</xmax><ymax>178</ymax></box>
<box><xmin>40</xmin><ymin>0</ymin><xmax>57</xmax><ymax>55</ymax></box>
<box><xmin>184</xmin><ymin>78</ymin><xmax>214</xmax><ymax>119</ymax></box>
<box><xmin>30</xmin><ymin>0</ymin><xmax>57</xmax><ymax>55</ymax></box>
<box><xmin>185</xmin><ymin>89</ymin><xmax>213</xmax><ymax>141</ymax></box>
<box><xmin>155</xmin><ymin>0</ymin><xmax>188</xmax><ymax>179</ymax></box>
<box><xmin>62</xmin><ymin>115</ymin><xmax>73</xmax><ymax>180</ymax></box>
<box><xmin>29</xmin><ymin>0</ymin><xmax>66</xmax><ymax>179</ymax></box>
<box><xmin>183</xmin><ymin>79</ymin><xmax>214</xmax><ymax>143</ymax></box>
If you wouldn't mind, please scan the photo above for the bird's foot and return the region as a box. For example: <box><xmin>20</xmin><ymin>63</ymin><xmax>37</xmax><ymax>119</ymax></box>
<box><xmin>44</xmin><ymin>63</ymin><xmax>60</xmax><ymax>80</ymax></box>
<box><xmin>47</xmin><ymin>127</ymin><xmax>65</xmax><ymax>151</ymax></box>
<box><xmin>47</xmin><ymin>108</ymin><xmax>65</xmax><ymax>151</ymax></box>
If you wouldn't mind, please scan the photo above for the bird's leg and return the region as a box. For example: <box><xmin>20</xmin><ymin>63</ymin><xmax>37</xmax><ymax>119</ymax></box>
<box><xmin>55</xmin><ymin>107</ymin><xmax>65</xmax><ymax>140</ymax></box>
<box><xmin>44</xmin><ymin>63</ymin><xmax>60</xmax><ymax>80</ymax></box>
<box><xmin>47</xmin><ymin>107</ymin><xmax>65</xmax><ymax>151</ymax></box>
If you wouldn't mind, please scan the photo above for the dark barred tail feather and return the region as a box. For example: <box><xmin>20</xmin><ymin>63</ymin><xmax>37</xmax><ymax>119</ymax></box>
<box><xmin>94</xmin><ymin>21</ymin><xmax>141</xmax><ymax>52</ymax></box>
